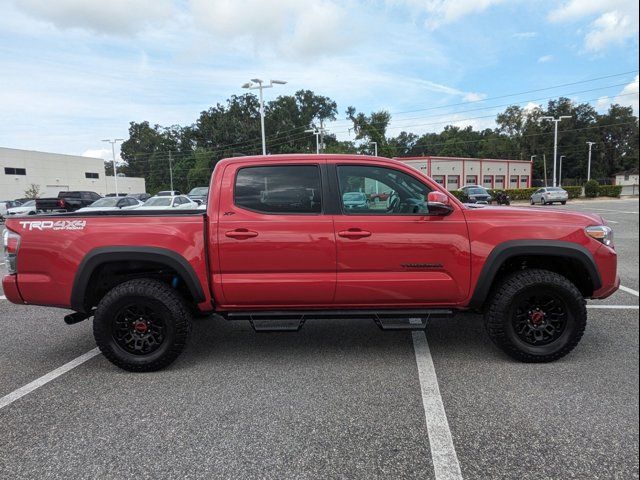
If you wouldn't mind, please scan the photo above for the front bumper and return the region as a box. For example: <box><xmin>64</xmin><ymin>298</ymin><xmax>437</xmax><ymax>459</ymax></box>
<box><xmin>592</xmin><ymin>244</ymin><xmax>619</xmax><ymax>299</ymax></box>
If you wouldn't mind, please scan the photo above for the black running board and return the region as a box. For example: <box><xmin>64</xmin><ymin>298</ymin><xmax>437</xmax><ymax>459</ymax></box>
<box><xmin>224</xmin><ymin>309</ymin><xmax>454</xmax><ymax>332</ymax></box>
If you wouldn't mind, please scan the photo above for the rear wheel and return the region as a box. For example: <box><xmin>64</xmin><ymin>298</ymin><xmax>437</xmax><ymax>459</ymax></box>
<box><xmin>93</xmin><ymin>279</ymin><xmax>192</xmax><ymax>372</ymax></box>
<box><xmin>540</xmin><ymin>198</ymin><xmax>546</xmax><ymax>205</ymax></box>
<box><xmin>561</xmin><ymin>201</ymin><xmax>567</xmax><ymax>205</ymax></box>
<box><xmin>484</xmin><ymin>269</ymin><xmax>586</xmax><ymax>362</ymax></box>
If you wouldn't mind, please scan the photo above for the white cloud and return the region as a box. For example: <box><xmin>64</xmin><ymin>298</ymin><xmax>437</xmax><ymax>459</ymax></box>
<box><xmin>188</xmin><ymin>0</ymin><xmax>351</xmax><ymax>58</ymax></box>
<box><xmin>386</xmin><ymin>0</ymin><xmax>508</xmax><ymax>29</ymax></box>
<box><xmin>538</xmin><ymin>54</ymin><xmax>554</xmax><ymax>63</ymax></box>
<box><xmin>593</xmin><ymin>75</ymin><xmax>639</xmax><ymax>114</ymax></box>
<box><xmin>83</xmin><ymin>149</ymin><xmax>111</xmax><ymax>161</ymax></box>
<box><xmin>548</xmin><ymin>0</ymin><xmax>639</xmax><ymax>52</ymax></box>
<box><xmin>523</xmin><ymin>102</ymin><xmax>541</xmax><ymax>113</ymax></box>
<box><xmin>14</xmin><ymin>0</ymin><xmax>175</xmax><ymax>35</ymax></box>
<box><xmin>513</xmin><ymin>31</ymin><xmax>537</xmax><ymax>39</ymax></box>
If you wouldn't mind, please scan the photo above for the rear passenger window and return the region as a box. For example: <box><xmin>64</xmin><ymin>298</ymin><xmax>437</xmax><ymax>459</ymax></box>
<box><xmin>235</xmin><ymin>165</ymin><xmax>322</xmax><ymax>214</ymax></box>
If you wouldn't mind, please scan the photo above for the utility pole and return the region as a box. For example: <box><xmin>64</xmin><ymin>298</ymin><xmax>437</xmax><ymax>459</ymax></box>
<box><xmin>540</xmin><ymin>115</ymin><xmax>571</xmax><ymax>187</ymax></box>
<box><xmin>242</xmin><ymin>79</ymin><xmax>287</xmax><ymax>155</ymax></box>
<box><xmin>530</xmin><ymin>155</ymin><xmax>536</xmax><ymax>185</ymax></box>
<box><xmin>559</xmin><ymin>155</ymin><xmax>565</xmax><ymax>186</ymax></box>
<box><xmin>319</xmin><ymin>119</ymin><xmax>325</xmax><ymax>153</ymax></box>
<box><xmin>305</xmin><ymin>128</ymin><xmax>321</xmax><ymax>154</ymax></box>
<box><xmin>169</xmin><ymin>151</ymin><xmax>174</xmax><ymax>192</ymax></box>
<box><xmin>102</xmin><ymin>138</ymin><xmax>124</xmax><ymax>195</ymax></box>
<box><xmin>586</xmin><ymin>141</ymin><xmax>595</xmax><ymax>181</ymax></box>
<box><xmin>543</xmin><ymin>154</ymin><xmax>548</xmax><ymax>187</ymax></box>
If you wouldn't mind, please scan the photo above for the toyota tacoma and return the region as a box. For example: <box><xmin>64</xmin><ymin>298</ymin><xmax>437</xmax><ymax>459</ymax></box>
<box><xmin>2</xmin><ymin>155</ymin><xmax>619</xmax><ymax>371</ymax></box>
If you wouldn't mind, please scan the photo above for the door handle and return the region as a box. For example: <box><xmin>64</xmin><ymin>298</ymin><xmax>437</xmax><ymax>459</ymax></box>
<box><xmin>225</xmin><ymin>228</ymin><xmax>259</xmax><ymax>239</ymax></box>
<box><xmin>338</xmin><ymin>229</ymin><xmax>371</xmax><ymax>239</ymax></box>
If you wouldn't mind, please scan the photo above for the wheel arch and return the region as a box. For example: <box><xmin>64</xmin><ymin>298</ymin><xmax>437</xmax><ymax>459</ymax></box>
<box><xmin>469</xmin><ymin>240</ymin><xmax>602</xmax><ymax>310</ymax></box>
<box><xmin>71</xmin><ymin>246</ymin><xmax>206</xmax><ymax>313</ymax></box>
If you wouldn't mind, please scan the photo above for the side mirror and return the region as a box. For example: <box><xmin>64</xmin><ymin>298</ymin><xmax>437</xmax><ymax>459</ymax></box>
<box><xmin>427</xmin><ymin>191</ymin><xmax>454</xmax><ymax>216</ymax></box>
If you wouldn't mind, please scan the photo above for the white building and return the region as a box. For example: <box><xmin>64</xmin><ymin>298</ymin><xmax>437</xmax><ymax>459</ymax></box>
<box><xmin>0</xmin><ymin>147</ymin><xmax>146</xmax><ymax>200</ymax></box>
<box><xmin>614</xmin><ymin>172</ymin><xmax>639</xmax><ymax>196</ymax></box>
<box><xmin>396</xmin><ymin>156</ymin><xmax>533</xmax><ymax>190</ymax></box>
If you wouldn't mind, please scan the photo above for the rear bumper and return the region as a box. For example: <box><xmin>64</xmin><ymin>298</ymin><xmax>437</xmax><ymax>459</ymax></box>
<box><xmin>2</xmin><ymin>274</ymin><xmax>24</xmax><ymax>304</ymax></box>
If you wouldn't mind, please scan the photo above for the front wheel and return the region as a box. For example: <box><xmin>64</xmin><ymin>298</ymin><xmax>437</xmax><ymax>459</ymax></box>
<box><xmin>484</xmin><ymin>269</ymin><xmax>586</xmax><ymax>362</ymax></box>
<box><xmin>93</xmin><ymin>279</ymin><xmax>192</xmax><ymax>372</ymax></box>
<box><xmin>561</xmin><ymin>201</ymin><xmax>567</xmax><ymax>205</ymax></box>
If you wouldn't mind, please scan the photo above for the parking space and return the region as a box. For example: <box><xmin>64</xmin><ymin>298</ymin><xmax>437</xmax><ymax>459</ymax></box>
<box><xmin>1</xmin><ymin>198</ymin><xmax>638</xmax><ymax>479</ymax></box>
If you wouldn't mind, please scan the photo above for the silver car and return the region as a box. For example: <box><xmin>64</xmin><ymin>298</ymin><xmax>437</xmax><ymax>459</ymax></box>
<box><xmin>530</xmin><ymin>187</ymin><xmax>569</xmax><ymax>205</ymax></box>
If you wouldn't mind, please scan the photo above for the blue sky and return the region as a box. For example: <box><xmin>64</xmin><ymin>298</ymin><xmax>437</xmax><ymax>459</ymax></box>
<box><xmin>0</xmin><ymin>0</ymin><xmax>638</xmax><ymax>161</ymax></box>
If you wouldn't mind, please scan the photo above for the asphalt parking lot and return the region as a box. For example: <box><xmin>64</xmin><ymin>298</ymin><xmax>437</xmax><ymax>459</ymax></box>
<box><xmin>1</xmin><ymin>198</ymin><xmax>638</xmax><ymax>480</ymax></box>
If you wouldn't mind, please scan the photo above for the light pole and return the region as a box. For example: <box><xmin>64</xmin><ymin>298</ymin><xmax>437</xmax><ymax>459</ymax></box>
<box><xmin>586</xmin><ymin>141</ymin><xmax>595</xmax><ymax>181</ymax></box>
<box><xmin>305</xmin><ymin>128</ymin><xmax>321</xmax><ymax>154</ymax></box>
<box><xmin>242</xmin><ymin>79</ymin><xmax>287</xmax><ymax>155</ymax></box>
<box><xmin>102</xmin><ymin>138</ymin><xmax>124</xmax><ymax>195</ymax></box>
<box><xmin>369</xmin><ymin>142</ymin><xmax>378</xmax><ymax>157</ymax></box>
<box><xmin>530</xmin><ymin>155</ymin><xmax>538</xmax><ymax>188</ymax></box>
<box><xmin>540</xmin><ymin>115</ymin><xmax>571</xmax><ymax>187</ymax></box>
<box><xmin>559</xmin><ymin>155</ymin><xmax>565</xmax><ymax>186</ymax></box>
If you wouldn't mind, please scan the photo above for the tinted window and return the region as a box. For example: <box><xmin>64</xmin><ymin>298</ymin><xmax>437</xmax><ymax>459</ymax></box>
<box><xmin>337</xmin><ymin>165</ymin><xmax>431</xmax><ymax>215</ymax></box>
<box><xmin>235</xmin><ymin>165</ymin><xmax>322</xmax><ymax>214</ymax></box>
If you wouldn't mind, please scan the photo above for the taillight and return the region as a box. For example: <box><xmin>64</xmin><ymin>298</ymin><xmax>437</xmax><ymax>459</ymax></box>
<box><xmin>2</xmin><ymin>229</ymin><xmax>21</xmax><ymax>274</ymax></box>
<box><xmin>57</xmin><ymin>198</ymin><xmax>65</xmax><ymax>208</ymax></box>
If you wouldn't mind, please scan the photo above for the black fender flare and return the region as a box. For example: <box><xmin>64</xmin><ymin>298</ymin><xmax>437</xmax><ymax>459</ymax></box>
<box><xmin>468</xmin><ymin>240</ymin><xmax>602</xmax><ymax>310</ymax></box>
<box><xmin>71</xmin><ymin>246</ymin><xmax>206</xmax><ymax>312</ymax></box>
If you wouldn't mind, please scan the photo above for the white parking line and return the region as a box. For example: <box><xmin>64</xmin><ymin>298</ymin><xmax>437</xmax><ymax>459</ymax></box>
<box><xmin>587</xmin><ymin>305</ymin><xmax>639</xmax><ymax>310</ymax></box>
<box><xmin>0</xmin><ymin>295</ymin><xmax>6</xmax><ymax>300</ymax></box>
<box><xmin>619</xmin><ymin>285</ymin><xmax>640</xmax><ymax>297</ymax></box>
<box><xmin>587</xmin><ymin>208</ymin><xmax>639</xmax><ymax>214</ymax></box>
<box><xmin>0</xmin><ymin>348</ymin><xmax>101</xmax><ymax>410</ymax></box>
<box><xmin>412</xmin><ymin>331</ymin><xmax>463</xmax><ymax>480</ymax></box>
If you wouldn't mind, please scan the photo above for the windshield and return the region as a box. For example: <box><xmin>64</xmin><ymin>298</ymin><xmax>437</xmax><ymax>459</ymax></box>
<box><xmin>89</xmin><ymin>198</ymin><xmax>119</xmax><ymax>207</ymax></box>
<box><xmin>189</xmin><ymin>187</ymin><xmax>208</xmax><ymax>195</ymax></box>
<box><xmin>343</xmin><ymin>192</ymin><xmax>364</xmax><ymax>200</ymax></box>
<box><xmin>468</xmin><ymin>188</ymin><xmax>487</xmax><ymax>195</ymax></box>
<box><xmin>144</xmin><ymin>197</ymin><xmax>172</xmax><ymax>206</ymax></box>
<box><xmin>21</xmin><ymin>200</ymin><xmax>35</xmax><ymax>207</ymax></box>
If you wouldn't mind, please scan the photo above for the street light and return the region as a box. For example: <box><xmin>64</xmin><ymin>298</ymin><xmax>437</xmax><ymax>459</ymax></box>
<box><xmin>559</xmin><ymin>155</ymin><xmax>565</xmax><ymax>186</ymax></box>
<box><xmin>369</xmin><ymin>142</ymin><xmax>378</xmax><ymax>157</ymax></box>
<box><xmin>586</xmin><ymin>141</ymin><xmax>596</xmax><ymax>181</ymax></box>
<box><xmin>540</xmin><ymin>115</ymin><xmax>571</xmax><ymax>187</ymax></box>
<box><xmin>305</xmin><ymin>128</ymin><xmax>321</xmax><ymax>154</ymax></box>
<box><xmin>102</xmin><ymin>138</ymin><xmax>124</xmax><ymax>195</ymax></box>
<box><xmin>242</xmin><ymin>78</ymin><xmax>287</xmax><ymax>155</ymax></box>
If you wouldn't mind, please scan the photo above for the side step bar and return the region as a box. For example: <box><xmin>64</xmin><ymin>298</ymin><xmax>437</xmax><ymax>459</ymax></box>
<box><xmin>224</xmin><ymin>309</ymin><xmax>454</xmax><ymax>332</ymax></box>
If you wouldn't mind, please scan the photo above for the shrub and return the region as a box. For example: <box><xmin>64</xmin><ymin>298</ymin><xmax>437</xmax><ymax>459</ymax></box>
<box><xmin>585</xmin><ymin>180</ymin><xmax>599</xmax><ymax>198</ymax></box>
<box><xmin>503</xmin><ymin>188</ymin><xmax>538</xmax><ymax>201</ymax></box>
<box><xmin>598</xmin><ymin>185</ymin><xmax>622</xmax><ymax>198</ymax></box>
<box><xmin>449</xmin><ymin>190</ymin><xmax>465</xmax><ymax>200</ymax></box>
<box><xmin>563</xmin><ymin>186</ymin><xmax>582</xmax><ymax>199</ymax></box>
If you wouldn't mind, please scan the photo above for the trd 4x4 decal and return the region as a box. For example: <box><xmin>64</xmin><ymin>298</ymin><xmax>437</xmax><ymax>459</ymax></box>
<box><xmin>19</xmin><ymin>220</ymin><xmax>87</xmax><ymax>231</ymax></box>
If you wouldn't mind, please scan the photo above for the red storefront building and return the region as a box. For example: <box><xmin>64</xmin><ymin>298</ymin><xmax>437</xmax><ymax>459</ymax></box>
<box><xmin>396</xmin><ymin>156</ymin><xmax>533</xmax><ymax>190</ymax></box>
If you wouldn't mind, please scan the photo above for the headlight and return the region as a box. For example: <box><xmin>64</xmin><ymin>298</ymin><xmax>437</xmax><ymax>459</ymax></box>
<box><xmin>585</xmin><ymin>225</ymin><xmax>614</xmax><ymax>247</ymax></box>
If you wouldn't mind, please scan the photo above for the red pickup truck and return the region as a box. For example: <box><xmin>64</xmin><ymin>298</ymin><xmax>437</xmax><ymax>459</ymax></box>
<box><xmin>2</xmin><ymin>155</ymin><xmax>619</xmax><ymax>371</ymax></box>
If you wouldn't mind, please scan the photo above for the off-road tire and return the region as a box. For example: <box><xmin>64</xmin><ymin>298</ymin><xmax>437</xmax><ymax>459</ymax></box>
<box><xmin>484</xmin><ymin>269</ymin><xmax>586</xmax><ymax>362</ymax></box>
<box><xmin>93</xmin><ymin>279</ymin><xmax>192</xmax><ymax>372</ymax></box>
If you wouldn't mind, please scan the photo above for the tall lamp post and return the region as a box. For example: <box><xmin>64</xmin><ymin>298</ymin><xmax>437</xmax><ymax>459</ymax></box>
<box><xmin>102</xmin><ymin>138</ymin><xmax>124</xmax><ymax>195</ymax></box>
<box><xmin>369</xmin><ymin>142</ymin><xmax>378</xmax><ymax>157</ymax></box>
<box><xmin>242</xmin><ymin>79</ymin><xmax>287</xmax><ymax>155</ymax></box>
<box><xmin>530</xmin><ymin>155</ymin><xmax>536</xmax><ymax>186</ymax></box>
<box><xmin>586</xmin><ymin>141</ymin><xmax>595</xmax><ymax>181</ymax></box>
<box><xmin>540</xmin><ymin>115</ymin><xmax>571</xmax><ymax>187</ymax></box>
<box><xmin>305</xmin><ymin>128</ymin><xmax>321</xmax><ymax>154</ymax></box>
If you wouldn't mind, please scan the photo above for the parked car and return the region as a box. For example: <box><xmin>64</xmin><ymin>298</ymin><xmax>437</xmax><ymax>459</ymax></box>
<box><xmin>127</xmin><ymin>193</ymin><xmax>151</xmax><ymax>202</ymax></box>
<box><xmin>1</xmin><ymin>200</ymin><xmax>22</xmax><ymax>218</ymax></box>
<box><xmin>156</xmin><ymin>190</ymin><xmax>182</xmax><ymax>196</ymax></box>
<box><xmin>105</xmin><ymin>193</ymin><xmax>128</xmax><ymax>197</ymax></box>
<box><xmin>35</xmin><ymin>191</ymin><xmax>102</xmax><ymax>212</ymax></box>
<box><xmin>187</xmin><ymin>187</ymin><xmax>209</xmax><ymax>203</ymax></box>
<box><xmin>458</xmin><ymin>185</ymin><xmax>492</xmax><ymax>204</ymax></box>
<box><xmin>1</xmin><ymin>154</ymin><xmax>619</xmax><ymax>372</ymax></box>
<box><xmin>136</xmin><ymin>195</ymin><xmax>198</xmax><ymax>210</ymax></box>
<box><xmin>530</xmin><ymin>187</ymin><xmax>569</xmax><ymax>205</ymax></box>
<box><xmin>6</xmin><ymin>200</ymin><xmax>38</xmax><ymax>216</ymax></box>
<box><xmin>76</xmin><ymin>197</ymin><xmax>144</xmax><ymax>212</ymax></box>
<box><xmin>342</xmin><ymin>192</ymin><xmax>370</xmax><ymax>210</ymax></box>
